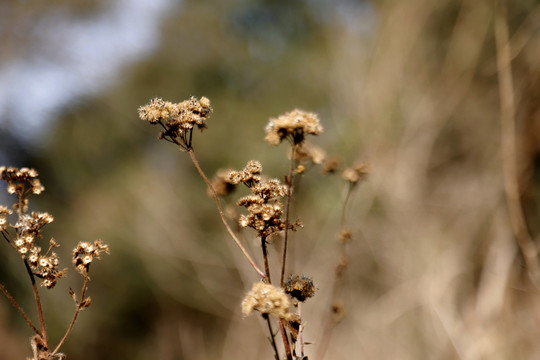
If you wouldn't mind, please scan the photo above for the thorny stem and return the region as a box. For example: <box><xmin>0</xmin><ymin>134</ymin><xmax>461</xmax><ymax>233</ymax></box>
<box><xmin>51</xmin><ymin>274</ymin><xmax>90</xmax><ymax>356</ymax></box>
<box><xmin>495</xmin><ymin>6</ymin><xmax>540</xmax><ymax>287</ymax></box>
<box><xmin>263</xmin><ymin>314</ymin><xmax>281</xmax><ymax>360</ymax></box>
<box><xmin>0</xmin><ymin>281</ymin><xmax>40</xmax><ymax>335</ymax></box>
<box><xmin>280</xmin><ymin>143</ymin><xmax>296</xmax><ymax>287</ymax></box>
<box><xmin>187</xmin><ymin>148</ymin><xmax>266</xmax><ymax>279</ymax></box>
<box><xmin>25</xmin><ymin>261</ymin><xmax>48</xmax><ymax>352</ymax></box>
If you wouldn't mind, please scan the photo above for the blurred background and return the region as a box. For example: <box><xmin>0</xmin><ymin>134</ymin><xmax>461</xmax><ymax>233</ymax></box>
<box><xmin>1</xmin><ymin>0</ymin><xmax>540</xmax><ymax>359</ymax></box>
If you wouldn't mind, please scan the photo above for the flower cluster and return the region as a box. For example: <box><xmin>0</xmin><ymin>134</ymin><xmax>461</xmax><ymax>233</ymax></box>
<box><xmin>227</xmin><ymin>160</ymin><xmax>262</xmax><ymax>187</ymax></box>
<box><xmin>241</xmin><ymin>281</ymin><xmax>296</xmax><ymax>321</ymax></box>
<box><xmin>0</xmin><ymin>205</ymin><xmax>11</xmax><ymax>231</ymax></box>
<box><xmin>342</xmin><ymin>163</ymin><xmax>368</xmax><ymax>185</ymax></box>
<box><xmin>265</xmin><ymin>109</ymin><xmax>323</xmax><ymax>145</ymax></box>
<box><xmin>28</xmin><ymin>241</ymin><xmax>67</xmax><ymax>289</ymax></box>
<box><xmin>284</xmin><ymin>275</ymin><xmax>316</xmax><ymax>303</ymax></box>
<box><xmin>1</xmin><ymin>166</ymin><xmax>44</xmax><ymax>213</ymax></box>
<box><xmin>0</xmin><ymin>167</ymin><xmax>69</xmax><ymax>288</ymax></box>
<box><xmin>73</xmin><ymin>240</ymin><xmax>110</xmax><ymax>275</ymax></box>
<box><xmin>293</xmin><ymin>143</ymin><xmax>326</xmax><ymax>166</ymax></box>
<box><xmin>229</xmin><ymin>161</ymin><xmax>289</xmax><ymax>237</ymax></box>
<box><xmin>138</xmin><ymin>96</ymin><xmax>213</xmax><ymax>150</ymax></box>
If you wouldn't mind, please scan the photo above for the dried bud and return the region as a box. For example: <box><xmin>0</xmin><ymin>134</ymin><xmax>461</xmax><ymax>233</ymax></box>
<box><xmin>284</xmin><ymin>275</ymin><xmax>316</xmax><ymax>302</ymax></box>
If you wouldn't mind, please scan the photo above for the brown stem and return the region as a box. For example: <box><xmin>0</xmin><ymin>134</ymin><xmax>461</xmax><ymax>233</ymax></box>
<box><xmin>261</xmin><ymin>236</ymin><xmax>272</xmax><ymax>284</ymax></box>
<box><xmin>316</xmin><ymin>185</ymin><xmax>355</xmax><ymax>359</ymax></box>
<box><xmin>25</xmin><ymin>261</ymin><xmax>48</xmax><ymax>351</ymax></box>
<box><xmin>280</xmin><ymin>143</ymin><xmax>296</xmax><ymax>287</ymax></box>
<box><xmin>51</xmin><ymin>274</ymin><xmax>89</xmax><ymax>356</ymax></box>
<box><xmin>187</xmin><ymin>148</ymin><xmax>266</xmax><ymax>278</ymax></box>
<box><xmin>264</xmin><ymin>314</ymin><xmax>281</xmax><ymax>360</ymax></box>
<box><xmin>0</xmin><ymin>281</ymin><xmax>40</xmax><ymax>335</ymax></box>
<box><xmin>495</xmin><ymin>5</ymin><xmax>540</xmax><ymax>286</ymax></box>
<box><xmin>279</xmin><ymin>319</ymin><xmax>293</xmax><ymax>360</ymax></box>
<box><xmin>298</xmin><ymin>302</ymin><xmax>305</xmax><ymax>357</ymax></box>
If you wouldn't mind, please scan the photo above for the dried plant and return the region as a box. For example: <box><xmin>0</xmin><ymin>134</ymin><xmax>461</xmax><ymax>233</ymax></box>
<box><xmin>139</xmin><ymin>96</ymin><xmax>366</xmax><ymax>359</ymax></box>
<box><xmin>0</xmin><ymin>166</ymin><xmax>109</xmax><ymax>360</ymax></box>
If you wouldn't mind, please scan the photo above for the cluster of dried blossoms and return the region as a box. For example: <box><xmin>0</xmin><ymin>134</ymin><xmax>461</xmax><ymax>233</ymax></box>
<box><xmin>227</xmin><ymin>161</ymin><xmax>292</xmax><ymax>238</ymax></box>
<box><xmin>138</xmin><ymin>96</ymin><xmax>213</xmax><ymax>150</ymax></box>
<box><xmin>139</xmin><ymin>95</ymin><xmax>367</xmax><ymax>360</ymax></box>
<box><xmin>265</xmin><ymin>109</ymin><xmax>323</xmax><ymax>145</ymax></box>
<box><xmin>0</xmin><ymin>166</ymin><xmax>109</xmax><ymax>359</ymax></box>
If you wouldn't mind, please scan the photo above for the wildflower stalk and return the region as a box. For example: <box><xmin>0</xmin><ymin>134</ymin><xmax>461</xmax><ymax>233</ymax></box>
<box><xmin>25</xmin><ymin>261</ymin><xmax>48</xmax><ymax>350</ymax></box>
<box><xmin>280</xmin><ymin>143</ymin><xmax>296</xmax><ymax>287</ymax></box>
<box><xmin>261</xmin><ymin>236</ymin><xmax>272</xmax><ymax>283</ymax></box>
<box><xmin>263</xmin><ymin>314</ymin><xmax>280</xmax><ymax>360</ymax></box>
<box><xmin>279</xmin><ymin>320</ymin><xmax>293</xmax><ymax>360</ymax></box>
<box><xmin>188</xmin><ymin>148</ymin><xmax>266</xmax><ymax>279</ymax></box>
<box><xmin>51</xmin><ymin>274</ymin><xmax>89</xmax><ymax>356</ymax></box>
<box><xmin>0</xmin><ymin>281</ymin><xmax>40</xmax><ymax>335</ymax></box>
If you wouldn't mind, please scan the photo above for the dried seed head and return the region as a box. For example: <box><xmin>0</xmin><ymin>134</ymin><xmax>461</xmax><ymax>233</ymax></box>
<box><xmin>227</xmin><ymin>160</ymin><xmax>263</xmax><ymax>186</ymax></box>
<box><xmin>322</xmin><ymin>156</ymin><xmax>341</xmax><ymax>174</ymax></box>
<box><xmin>138</xmin><ymin>96</ymin><xmax>213</xmax><ymax>150</ymax></box>
<box><xmin>241</xmin><ymin>282</ymin><xmax>295</xmax><ymax>321</ymax></box>
<box><xmin>73</xmin><ymin>239</ymin><xmax>110</xmax><ymax>275</ymax></box>
<box><xmin>265</xmin><ymin>109</ymin><xmax>323</xmax><ymax>145</ymax></box>
<box><xmin>284</xmin><ymin>275</ymin><xmax>316</xmax><ymax>302</ymax></box>
<box><xmin>208</xmin><ymin>168</ymin><xmax>236</xmax><ymax>197</ymax></box>
<box><xmin>0</xmin><ymin>166</ymin><xmax>45</xmax><ymax>199</ymax></box>
<box><xmin>342</xmin><ymin>163</ymin><xmax>368</xmax><ymax>184</ymax></box>
<box><xmin>137</xmin><ymin>98</ymin><xmax>178</xmax><ymax>124</ymax></box>
<box><xmin>293</xmin><ymin>143</ymin><xmax>326</xmax><ymax>165</ymax></box>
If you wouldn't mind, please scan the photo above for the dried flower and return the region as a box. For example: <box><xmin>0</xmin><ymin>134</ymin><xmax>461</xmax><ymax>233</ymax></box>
<box><xmin>342</xmin><ymin>163</ymin><xmax>368</xmax><ymax>184</ymax></box>
<box><xmin>265</xmin><ymin>109</ymin><xmax>323</xmax><ymax>145</ymax></box>
<box><xmin>138</xmin><ymin>96</ymin><xmax>213</xmax><ymax>150</ymax></box>
<box><xmin>242</xmin><ymin>282</ymin><xmax>295</xmax><ymax>321</ymax></box>
<box><xmin>293</xmin><ymin>142</ymin><xmax>326</xmax><ymax>165</ymax></box>
<box><xmin>284</xmin><ymin>275</ymin><xmax>316</xmax><ymax>302</ymax></box>
<box><xmin>73</xmin><ymin>239</ymin><xmax>110</xmax><ymax>275</ymax></box>
<box><xmin>0</xmin><ymin>166</ymin><xmax>44</xmax><ymax>198</ymax></box>
<box><xmin>227</xmin><ymin>160</ymin><xmax>263</xmax><ymax>186</ymax></box>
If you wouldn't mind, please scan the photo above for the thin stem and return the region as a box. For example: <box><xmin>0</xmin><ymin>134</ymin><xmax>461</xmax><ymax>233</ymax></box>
<box><xmin>316</xmin><ymin>185</ymin><xmax>355</xmax><ymax>359</ymax></box>
<box><xmin>261</xmin><ymin>236</ymin><xmax>272</xmax><ymax>284</ymax></box>
<box><xmin>51</xmin><ymin>274</ymin><xmax>89</xmax><ymax>356</ymax></box>
<box><xmin>495</xmin><ymin>5</ymin><xmax>540</xmax><ymax>286</ymax></box>
<box><xmin>0</xmin><ymin>281</ymin><xmax>40</xmax><ymax>335</ymax></box>
<box><xmin>1</xmin><ymin>230</ymin><xmax>17</xmax><ymax>250</ymax></box>
<box><xmin>298</xmin><ymin>302</ymin><xmax>305</xmax><ymax>357</ymax></box>
<box><xmin>263</xmin><ymin>314</ymin><xmax>281</xmax><ymax>360</ymax></box>
<box><xmin>280</xmin><ymin>143</ymin><xmax>296</xmax><ymax>287</ymax></box>
<box><xmin>25</xmin><ymin>261</ymin><xmax>48</xmax><ymax>351</ymax></box>
<box><xmin>187</xmin><ymin>148</ymin><xmax>266</xmax><ymax>278</ymax></box>
<box><xmin>279</xmin><ymin>319</ymin><xmax>293</xmax><ymax>360</ymax></box>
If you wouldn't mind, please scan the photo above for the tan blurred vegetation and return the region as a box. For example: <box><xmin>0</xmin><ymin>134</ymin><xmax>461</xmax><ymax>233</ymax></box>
<box><xmin>1</xmin><ymin>0</ymin><xmax>540</xmax><ymax>359</ymax></box>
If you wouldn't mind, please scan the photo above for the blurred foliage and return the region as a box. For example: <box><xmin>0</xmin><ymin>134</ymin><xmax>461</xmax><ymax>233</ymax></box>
<box><xmin>1</xmin><ymin>0</ymin><xmax>540</xmax><ymax>359</ymax></box>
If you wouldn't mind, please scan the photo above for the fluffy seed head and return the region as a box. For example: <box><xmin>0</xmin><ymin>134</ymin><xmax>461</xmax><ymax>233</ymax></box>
<box><xmin>242</xmin><ymin>282</ymin><xmax>295</xmax><ymax>321</ymax></box>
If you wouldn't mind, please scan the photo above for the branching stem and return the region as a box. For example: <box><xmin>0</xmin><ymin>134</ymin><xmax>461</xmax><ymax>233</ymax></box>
<box><xmin>187</xmin><ymin>148</ymin><xmax>266</xmax><ymax>279</ymax></box>
<box><xmin>51</xmin><ymin>274</ymin><xmax>90</xmax><ymax>356</ymax></box>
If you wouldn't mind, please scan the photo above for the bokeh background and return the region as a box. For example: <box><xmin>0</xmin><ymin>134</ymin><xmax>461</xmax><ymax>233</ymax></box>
<box><xmin>1</xmin><ymin>0</ymin><xmax>540</xmax><ymax>359</ymax></box>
